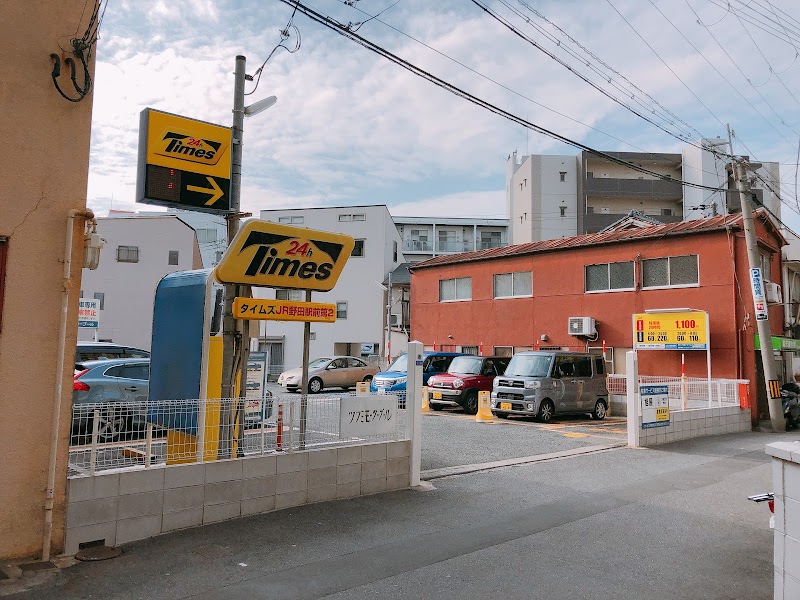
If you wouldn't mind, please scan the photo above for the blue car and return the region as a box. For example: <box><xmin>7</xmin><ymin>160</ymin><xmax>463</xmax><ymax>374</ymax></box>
<box><xmin>370</xmin><ymin>351</ymin><xmax>465</xmax><ymax>393</ymax></box>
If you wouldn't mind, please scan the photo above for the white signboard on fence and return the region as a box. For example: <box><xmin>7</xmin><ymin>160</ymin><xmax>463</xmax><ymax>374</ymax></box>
<box><xmin>640</xmin><ymin>384</ymin><xmax>670</xmax><ymax>429</ymax></box>
<box><xmin>78</xmin><ymin>299</ymin><xmax>99</xmax><ymax>328</ymax></box>
<box><xmin>340</xmin><ymin>395</ymin><xmax>397</xmax><ymax>438</ymax></box>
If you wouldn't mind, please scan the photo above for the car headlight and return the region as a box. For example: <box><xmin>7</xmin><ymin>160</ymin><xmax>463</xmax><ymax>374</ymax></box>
<box><xmin>452</xmin><ymin>378</ymin><xmax>464</xmax><ymax>389</ymax></box>
<box><xmin>524</xmin><ymin>381</ymin><xmax>541</xmax><ymax>389</ymax></box>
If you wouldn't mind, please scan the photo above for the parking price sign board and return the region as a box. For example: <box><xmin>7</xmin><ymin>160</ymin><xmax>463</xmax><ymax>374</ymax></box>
<box><xmin>78</xmin><ymin>299</ymin><xmax>99</xmax><ymax>328</ymax></box>
<box><xmin>640</xmin><ymin>385</ymin><xmax>670</xmax><ymax>429</ymax></box>
<box><xmin>633</xmin><ymin>311</ymin><xmax>708</xmax><ymax>350</ymax></box>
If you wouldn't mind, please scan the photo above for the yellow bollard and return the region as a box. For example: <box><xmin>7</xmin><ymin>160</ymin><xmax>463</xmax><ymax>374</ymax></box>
<box><xmin>421</xmin><ymin>386</ymin><xmax>430</xmax><ymax>412</ymax></box>
<box><xmin>476</xmin><ymin>390</ymin><xmax>494</xmax><ymax>422</ymax></box>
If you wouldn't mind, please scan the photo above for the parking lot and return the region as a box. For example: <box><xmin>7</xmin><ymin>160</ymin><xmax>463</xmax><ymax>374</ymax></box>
<box><xmin>422</xmin><ymin>407</ymin><xmax>626</xmax><ymax>471</ymax></box>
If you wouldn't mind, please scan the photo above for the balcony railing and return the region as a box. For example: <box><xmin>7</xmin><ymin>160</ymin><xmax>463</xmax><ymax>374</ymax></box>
<box><xmin>478</xmin><ymin>240</ymin><xmax>504</xmax><ymax>250</ymax></box>
<box><xmin>404</xmin><ymin>241</ymin><xmax>433</xmax><ymax>252</ymax></box>
<box><xmin>436</xmin><ymin>241</ymin><xmax>472</xmax><ymax>253</ymax></box>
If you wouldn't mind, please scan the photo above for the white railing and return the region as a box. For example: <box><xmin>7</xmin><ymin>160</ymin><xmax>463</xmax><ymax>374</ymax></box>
<box><xmin>69</xmin><ymin>392</ymin><xmax>408</xmax><ymax>476</ymax></box>
<box><xmin>607</xmin><ymin>374</ymin><xmax>747</xmax><ymax>410</ymax></box>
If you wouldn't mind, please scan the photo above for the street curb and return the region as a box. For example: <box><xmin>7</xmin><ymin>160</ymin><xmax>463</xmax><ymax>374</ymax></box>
<box><xmin>421</xmin><ymin>443</ymin><xmax>627</xmax><ymax>480</ymax></box>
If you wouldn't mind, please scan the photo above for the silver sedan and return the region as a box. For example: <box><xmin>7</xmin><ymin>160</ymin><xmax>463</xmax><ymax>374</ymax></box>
<box><xmin>277</xmin><ymin>356</ymin><xmax>379</xmax><ymax>393</ymax></box>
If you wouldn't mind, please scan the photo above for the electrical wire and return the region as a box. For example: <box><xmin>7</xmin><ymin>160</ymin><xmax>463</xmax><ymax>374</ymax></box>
<box><xmin>334</xmin><ymin>0</ymin><xmax>649</xmax><ymax>151</ymax></box>
<box><xmin>685</xmin><ymin>0</ymin><xmax>800</xmax><ymax>135</ymax></box>
<box><xmin>246</xmin><ymin>5</ymin><xmax>302</xmax><ymax>97</ymax></box>
<box><xmin>278</xmin><ymin>0</ymin><xmax>728</xmax><ymax>193</ymax></box>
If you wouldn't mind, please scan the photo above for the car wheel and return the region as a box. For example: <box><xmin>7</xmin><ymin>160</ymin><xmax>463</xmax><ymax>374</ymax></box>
<box><xmin>96</xmin><ymin>410</ymin><xmax>127</xmax><ymax>442</ymax></box>
<box><xmin>493</xmin><ymin>411</ymin><xmax>509</xmax><ymax>419</ymax></box>
<box><xmin>591</xmin><ymin>399</ymin><xmax>607</xmax><ymax>420</ymax></box>
<box><xmin>463</xmin><ymin>390</ymin><xmax>479</xmax><ymax>415</ymax></box>
<box><xmin>308</xmin><ymin>377</ymin><xmax>323</xmax><ymax>394</ymax></box>
<box><xmin>537</xmin><ymin>400</ymin><xmax>555</xmax><ymax>423</ymax></box>
<box><xmin>363</xmin><ymin>375</ymin><xmax>373</xmax><ymax>383</ymax></box>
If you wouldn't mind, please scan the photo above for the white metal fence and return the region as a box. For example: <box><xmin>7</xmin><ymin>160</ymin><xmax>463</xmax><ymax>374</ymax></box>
<box><xmin>69</xmin><ymin>391</ymin><xmax>408</xmax><ymax>476</ymax></box>
<box><xmin>607</xmin><ymin>374</ymin><xmax>747</xmax><ymax>410</ymax></box>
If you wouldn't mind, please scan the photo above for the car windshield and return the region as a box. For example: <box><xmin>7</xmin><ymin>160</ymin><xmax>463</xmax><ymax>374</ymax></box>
<box><xmin>309</xmin><ymin>358</ymin><xmax>332</xmax><ymax>369</ymax></box>
<box><xmin>505</xmin><ymin>355</ymin><xmax>552</xmax><ymax>377</ymax></box>
<box><xmin>448</xmin><ymin>356</ymin><xmax>483</xmax><ymax>375</ymax></box>
<box><xmin>387</xmin><ymin>354</ymin><xmax>408</xmax><ymax>373</ymax></box>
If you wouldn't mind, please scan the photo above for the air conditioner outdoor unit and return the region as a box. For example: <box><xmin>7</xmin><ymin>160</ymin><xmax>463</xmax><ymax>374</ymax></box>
<box><xmin>765</xmin><ymin>282</ymin><xmax>782</xmax><ymax>304</ymax></box>
<box><xmin>568</xmin><ymin>317</ymin><xmax>597</xmax><ymax>336</ymax></box>
<box><xmin>390</xmin><ymin>314</ymin><xmax>400</xmax><ymax>326</ymax></box>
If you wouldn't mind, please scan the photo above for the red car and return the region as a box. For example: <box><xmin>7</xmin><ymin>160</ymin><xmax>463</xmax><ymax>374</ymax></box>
<box><xmin>427</xmin><ymin>355</ymin><xmax>511</xmax><ymax>414</ymax></box>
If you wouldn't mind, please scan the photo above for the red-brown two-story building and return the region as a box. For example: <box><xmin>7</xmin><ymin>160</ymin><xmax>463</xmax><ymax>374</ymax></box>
<box><xmin>410</xmin><ymin>212</ymin><xmax>787</xmax><ymax>421</ymax></box>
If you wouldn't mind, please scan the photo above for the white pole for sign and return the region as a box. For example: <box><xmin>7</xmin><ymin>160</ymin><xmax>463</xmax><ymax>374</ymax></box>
<box><xmin>407</xmin><ymin>340</ymin><xmax>423</xmax><ymax>487</ymax></box>
<box><xmin>706</xmin><ymin>311</ymin><xmax>713</xmax><ymax>408</ymax></box>
<box><xmin>626</xmin><ymin>351</ymin><xmax>640</xmax><ymax>448</ymax></box>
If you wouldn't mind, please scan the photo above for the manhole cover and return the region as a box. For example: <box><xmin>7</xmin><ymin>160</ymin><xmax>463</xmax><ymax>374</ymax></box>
<box><xmin>75</xmin><ymin>546</ymin><xmax>123</xmax><ymax>561</ymax></box>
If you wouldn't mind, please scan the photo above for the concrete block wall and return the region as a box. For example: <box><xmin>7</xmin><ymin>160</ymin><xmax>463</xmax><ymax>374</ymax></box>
<box><xmin>64</xmin><ymin>441</ymin><xmax>411</xmax><ymax>555</ymax></box>
<box><xmin>767</xmin><ymin>442</ymin><xmax>800</xmax><ymax>600</ymax></box>
<box><xmin>638</xmin><ymin>406</ymin><xmax>750</xmax><ymax>447</ymax></box>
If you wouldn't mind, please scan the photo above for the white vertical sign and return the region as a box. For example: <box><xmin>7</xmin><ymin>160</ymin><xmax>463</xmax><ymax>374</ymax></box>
<box><xmin>78</xmin><ymin>299</ymin><xmax>99</xmax><ymax>328</ymax></box>
<box><xmin>750</xmin><ymin>268</ymin><xmax>769</xmax><ymax>321</ymax></box>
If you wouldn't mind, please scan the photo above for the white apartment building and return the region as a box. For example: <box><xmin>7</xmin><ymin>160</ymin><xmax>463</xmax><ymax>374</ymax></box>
<box><xmin>77</xmin><ymin>215</ymin><xmax>202</xmax><ymax>349</ymax></box>
<box><xmin>257</xmin><ymin>205</ymin><xmax>405</xmax><ymax>376</ymax></box>
<box><xmin>508</xmin><ymin>141</ymin><xmax>782</xmax><ymax>243</ymax></box>
<box><xmin>393</xmin><ymin>216</ymin><xmax>510</xmax><ymax>262</ymax></box>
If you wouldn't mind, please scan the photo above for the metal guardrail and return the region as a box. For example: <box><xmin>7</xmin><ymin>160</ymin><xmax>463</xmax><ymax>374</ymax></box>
<box><xmin>607</xmin><ymin>374</ymin><xmax>748</xmax><ymax>409</ymax></box>
<box><xmin>68</xmin><ymin>392</ymin><xmax>408</xmax><ymax>476</ymax></box>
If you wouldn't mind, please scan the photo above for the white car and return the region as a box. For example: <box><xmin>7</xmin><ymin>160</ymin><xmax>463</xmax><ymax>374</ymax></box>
<box><xmin>278</xmin><ymin>356</ymin><xmax>379</xmax><ymax>393</ymax></box>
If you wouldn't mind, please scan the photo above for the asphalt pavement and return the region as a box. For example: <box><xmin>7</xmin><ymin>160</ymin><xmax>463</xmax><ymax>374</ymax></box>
<box><xmin>3</xmin><ymin>418</ymin><xmax>794</xmax><ymax>600</ymax></box>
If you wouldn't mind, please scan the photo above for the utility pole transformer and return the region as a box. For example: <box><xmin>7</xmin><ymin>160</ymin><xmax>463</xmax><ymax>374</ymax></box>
<box><xmin>733</xmin><ymin>160</ymin><xmax>785</xmax><ymax>432</ymax></box>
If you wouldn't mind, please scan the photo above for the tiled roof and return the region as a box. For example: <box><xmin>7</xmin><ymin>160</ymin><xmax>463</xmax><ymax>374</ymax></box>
<box><xmin>409</xmin><ymin>211</ymin><xmax>779</xmax><ymax>270</ymax></box>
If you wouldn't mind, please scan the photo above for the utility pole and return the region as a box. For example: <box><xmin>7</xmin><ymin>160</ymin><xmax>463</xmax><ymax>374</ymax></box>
<box><xmin>219</xmin><ymin>55</ymin><xmax>248</xmax><ymax>457</ymax></box>
<box><xmin>729</xmin><ymin>127</ymin><xmax>785</xmax><ymax>431</ymax></box>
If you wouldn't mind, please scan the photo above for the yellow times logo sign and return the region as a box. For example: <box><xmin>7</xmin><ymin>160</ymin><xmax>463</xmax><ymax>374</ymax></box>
<box><xmin>215</xmin><ymin>220</ymin><xmax>355</xmax><ymax>291</ymax></box>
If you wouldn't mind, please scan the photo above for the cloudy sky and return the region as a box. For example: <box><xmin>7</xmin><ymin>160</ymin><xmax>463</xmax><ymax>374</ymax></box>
<box><xmin>88</xmin><ymin>0</ymin><xmax>800</xmax><ymax>224</ymax></box>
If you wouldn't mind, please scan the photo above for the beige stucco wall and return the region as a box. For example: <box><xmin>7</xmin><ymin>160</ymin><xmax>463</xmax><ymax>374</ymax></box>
<box><xmin>0</xmin><ymin>2</ymin><xmax>96</xmax><ymax>559</ymax></box>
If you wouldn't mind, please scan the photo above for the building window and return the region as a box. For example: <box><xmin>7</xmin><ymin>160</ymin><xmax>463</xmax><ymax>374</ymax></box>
<box><xmin>338</xmin><ymin>213</ymin><xmax>366</xmax><ymax>222</ymax></box>
<box><xmin>352</xmin><ymin>239</ymin><xmax>365</xmax><ymax>257</ymax></box>
<box><xmin>393</xmin><ymin>240</ymin><xmax>398</xmax><ymax>263</ymax></box>
<box><xmin>410</xmin><ymin>230</ymin><xmax>429</xmax><ymax>251</ymax></box>
<box><xmin>438</xmin><ymin>230</ymin><xmax>457</xmax><ymax>252</ymax></box>
<box><xmin>585</xmin><ymin>261</ymin><xmax>635</xmax><ymax>292</ymax></box>
<box><xmin>439</xmin><ymin>277</ymin><xmax>471</xmax><ymax>302</ymax></box>
<box><xmin>560</xmin><ymin>206</ymin><xmax>567</xmax><ymax>217</ymax></box>
<box><xmin>276</xmin><ymin>289</ymin><xmax>304</xmax><ymax>301</ymax></box>
<box><xmin>494</xmin><ymin>271</ymin><xmax>532</xmax><ymax>298</ymax></box>
<box><xmin>493</xmin><ymin>346</ymin><xmax>513</xmax><ymax>357</ymax></box>
<box><xmin>168</xmin><ymin>250</ymin><xmax>179</xmax><ymax>265</ymax></box>
<box><xmin>93</xmin><ymin>292</ymin><xmax>105</xmax><ymax>310</ymax></box>
<box><xmin>760</xmin><ymin>252</ymin><xmax>772</xmax><ymax>281</ymax></box>
<box><xmin>336</xmin><ymin>301</ymin><xmax>348</xmax><ymax>319</ymax></box>
<box><xmin>479</xmin><ymin>231</ymin><xmax>502</xmax><ymax>250</ymax></box>
<box><xmin>196</xmin><ymin>228</ymin><xmax>217</xmax><ymax>244</ymax></box>
<box><xmin>559</xmin><ymin>171</ymin><xmax>567</xmax><ymax>182</ymax></box>
<box><xmin>642</xmin><ymin>255</ymin><xmax>699</xmax><ymax>288</ymax></box>
<box><xmin>461</xmin><ymin>346</ymin><xmax>479</xmax><ymax>355</ymax></box>
<box><xmin>116</xmin><ymin>245</ymin><xmax>139</xmax><ymax>263</ymax></box>
<box><xmin>661</xmin><ymin>208</ymin><xmax>673</xmax><ymax>216</ymax></box>
<box><xmin>278</xmin><ymin>216</ymin><xmax>304</xmax><ymax>224</ymax></box>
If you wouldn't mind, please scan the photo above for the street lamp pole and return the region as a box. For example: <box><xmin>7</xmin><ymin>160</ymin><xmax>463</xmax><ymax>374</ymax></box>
<box><xmin>219</xmin><ymin>55</ymin><xmax>247</xmax><ymax>458</ymax></box>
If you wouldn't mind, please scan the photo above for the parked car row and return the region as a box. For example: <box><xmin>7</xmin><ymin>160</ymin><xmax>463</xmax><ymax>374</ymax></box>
<box><xmin>368</xmin><ymin>350</ymin><xmax>609</xmax><ymax>423</ymax></box>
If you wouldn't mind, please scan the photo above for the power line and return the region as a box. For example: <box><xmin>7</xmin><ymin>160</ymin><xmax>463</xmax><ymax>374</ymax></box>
<box><xmin>278</xmin><ymin>0</ymin><xmax>728</xmax><ymax>193</ymax></box>
<box><xmin>685</xmin><ymin>0</ymin><xmax>800</xmax><ymax>137</ymax></box>
<box><xmin>333</xmin><ymin>0</ymin><xmax>649</xmax><ymax>151</ymax></box>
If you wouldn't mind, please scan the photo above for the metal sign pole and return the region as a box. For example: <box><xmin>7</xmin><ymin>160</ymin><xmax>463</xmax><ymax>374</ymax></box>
<box><xmin>300</xmin><ymin>290</ymin><xmax>311</xmax><ymax>450</ymax></box>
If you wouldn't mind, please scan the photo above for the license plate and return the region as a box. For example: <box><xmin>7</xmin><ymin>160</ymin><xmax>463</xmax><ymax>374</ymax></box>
<box><xmin>500</xmin><ymin>402</ymin><xmax>512</xmax><ymax>411</ymax></box>
<box><xmin>432</xmin><ymin>391</ymin><xmax>442</xmax><ymax>400</ymax></box>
